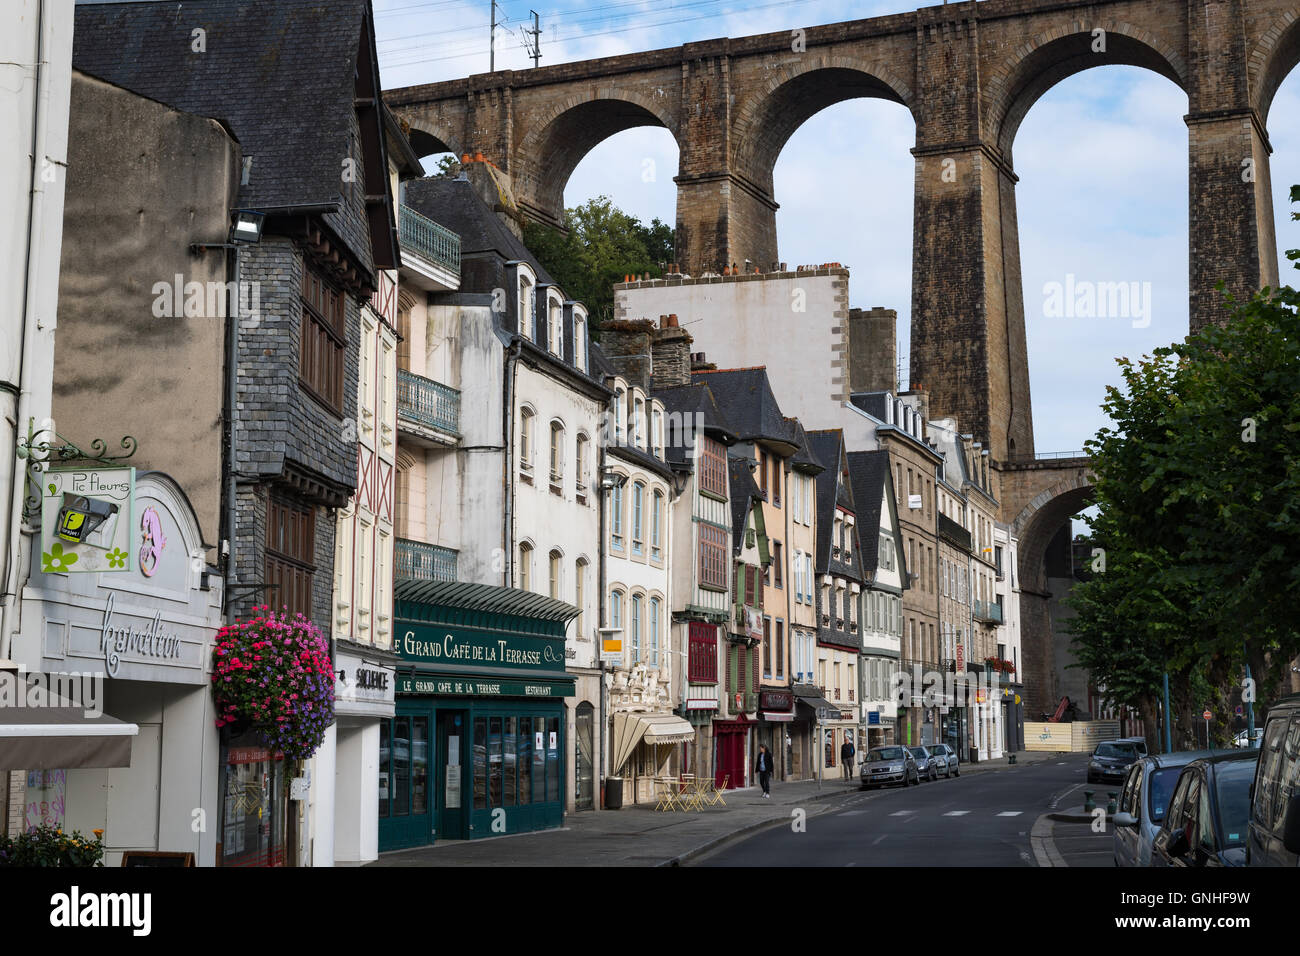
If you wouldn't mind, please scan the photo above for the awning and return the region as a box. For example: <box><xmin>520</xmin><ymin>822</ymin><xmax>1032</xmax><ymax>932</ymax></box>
<box><xmin>0</xmin><ymin>706</ymin><xmax>138</xmax><ymax>770</ymax></box>
<box><xmin>794</xmin><ymin>693</ymin><xmax>840</xmax><ymax>722</ymax></box>
<box><xmin>610</xmin><ymin>711</ymin><xmax>696</xmax><ymax>773</ymax></box>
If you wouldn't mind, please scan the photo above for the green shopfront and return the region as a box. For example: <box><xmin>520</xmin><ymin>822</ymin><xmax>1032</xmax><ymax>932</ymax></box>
<box><xmin>379</xmin><ymin>581</ymin><xmax>578</xmax><ymax>851</ymax></box>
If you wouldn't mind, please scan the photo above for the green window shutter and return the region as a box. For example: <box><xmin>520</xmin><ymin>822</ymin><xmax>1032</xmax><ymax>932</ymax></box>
<box><xmin>729</xmin><ymin>646</ymin><xmax>739</xmax><ymax>694</ymax></box>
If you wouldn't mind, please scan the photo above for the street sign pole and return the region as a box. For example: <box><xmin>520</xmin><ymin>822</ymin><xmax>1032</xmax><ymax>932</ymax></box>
<box><xmin>1203</xmin><ymin>708</ymin><xmax>1212</xmax><ymax>749</ymax></box>
<box><xmin>1163</xmin><ymin>672</ymin><xmax>1173</xmax><ymax>754</ymax></box>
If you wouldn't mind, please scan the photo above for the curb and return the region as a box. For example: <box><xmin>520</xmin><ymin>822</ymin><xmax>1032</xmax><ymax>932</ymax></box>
<box><xmin>1048</xmin><ymin>804</ymin><xmax>1112</xmax><ymax>824</ymax></box>
<box><xmin>658</xmin><ymin>785</ymin><xmax>862</xmax><ymax>867</ymax></box>
<box><xmin>1030</xmin><ymin>813</ymin><xmax>1067</xmax><ymax>867</ymax></box>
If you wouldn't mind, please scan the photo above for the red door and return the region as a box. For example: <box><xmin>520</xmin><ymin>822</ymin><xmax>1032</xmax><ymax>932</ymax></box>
<box><xmin>716</xmin><ymin>728</ymin><xmax>745</xmax><ymax>789</ymax></box>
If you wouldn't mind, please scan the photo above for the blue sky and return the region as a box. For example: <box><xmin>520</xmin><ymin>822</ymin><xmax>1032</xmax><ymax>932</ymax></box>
<box><xmin>375</xmin><ymin>0</ymin><xmax>1300</xmax><ymax>458</ymax></box>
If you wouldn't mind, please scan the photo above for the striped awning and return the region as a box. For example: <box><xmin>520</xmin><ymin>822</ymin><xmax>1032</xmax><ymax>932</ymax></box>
<box><xmin>611</xmin><ymin>712</ymin><xmax>696</xmax><ymax>773</ymax></box>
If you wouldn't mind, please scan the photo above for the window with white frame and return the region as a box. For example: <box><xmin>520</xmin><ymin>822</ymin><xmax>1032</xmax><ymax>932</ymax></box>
<box><xmin>573</xmin><ymin>309</ymin><xmax>588</xmax><ymax>372</ymax></box>
<box><xmin>548</xmin><ymin>291</ymin><xmax>563</xmax><ymax>356</ymax></box>
<box><xmin>518</xmin><ymin>270</ymin><xmax>535</xmax><ymax>340</ymax></box>
<box><xmin>651</xmin><ymin>408</ymin><xmax>663</xmax><ymax>459</ymax></box>
<box><xmin>631</xmin><ymin>481</ymin><xmax>645</xmax><ymax>555</ymax></box>
<box><xmin>633</xmin><ymin>396</ymin><xmax>645</xmax><ymax>449</ymax></box>
<box><xmin>610</xmin><ymin>481</ymin><xmax>624</xmax><ymax>550</ymax></box>
<box><xmin>614</xmin><ymin>388</ymin><xmax>626</xmax><ymax>444</ymax></box>
<box><xmin>610</xmin><ymin>588</ymin><xmax>624</xmax><ymax>634</ymax></box>
<box><xmin>518</xmin><ymin>541</ymin><xmax>533</xmax><ymax>591</ymax></box>
<box><xmin>574</xmin><ymin>558</ymin><xmax>587</xmax><ymax>637</ymax></box>
<box><xmin>549</xmin><ymin>420</ymin><xmax>564</xmax><ymax>485</ymax></box>
<box><xmin>631</xmin><ymin>593</ymin><xmax>642</xmax><ymax>663</ymax></box>
<box><xmin>651</xmin><ymin>490</ymin><xmax>664</xmax><ymax>561</ymax></box>
<box><xmin>649</xmin><ymin>597</ymin><xmax>660</xmax><ymax>666</ymax></box>
<box><xmin>575</xmin><ymin>433</ymin><xmax>589</xmax><ymax>493</ymax></box>
<box><xmin>519</xmin><ymin>407</ymin><xmax>535</xmax><ymax>475</ymax></box>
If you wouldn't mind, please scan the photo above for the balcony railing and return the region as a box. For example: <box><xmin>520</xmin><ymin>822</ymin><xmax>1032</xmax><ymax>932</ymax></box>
<box><xmin>398</xmin><ymin>369</ymin><xmax>460</xmax><ymax>435</ymax></box>
<box><xmin>395</xmin><ymin>538</ymin><xmax>458</xmax><ymax>583</ymax></box>
<box><xmin>973</xmin><ymin>599</ymin><xmax>1004</xmax><ymax>624</ymax></box>
<box><xmin>399</xmin><ymin>204</ymin><xmax>461</xmax><ymax>275</ymax></box>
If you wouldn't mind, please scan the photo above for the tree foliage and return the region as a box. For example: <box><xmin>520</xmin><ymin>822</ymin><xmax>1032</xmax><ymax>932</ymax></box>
<box><xmin>1068</xmin><ymin>187</ymin><xmax>1300</xmax><ymax>744</ymax></box>
<box><xmin>523</xmin><ymin>196</ymin><xmax>676</xmax><ymax>329</ymax></box>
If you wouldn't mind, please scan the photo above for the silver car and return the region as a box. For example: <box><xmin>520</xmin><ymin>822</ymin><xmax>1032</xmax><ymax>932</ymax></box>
<box><xmin>909</xmin><ymin>746</ymin><xmax>943</xmax><ymax>782</ymax></box>
<box><xmin>927</xmin><ymin>743</ymin><xmax>960</xmax><ymax>778</ymax></box>
<box><xmin>860</xmin><ymin>745</ymin><xmax>920</xmax><ymax>789</ymax></box>
<box><xmin>1113</xmin><ymin>750</ymin><xmax>1216</xmax><ymax>867</ymax></box>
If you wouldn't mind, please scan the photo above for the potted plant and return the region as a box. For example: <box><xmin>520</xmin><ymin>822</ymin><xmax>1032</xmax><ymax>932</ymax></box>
<box><xmin>0</xmin><ymin>825</ymin><xmax>105</xmax><ymax>867</ymax></box>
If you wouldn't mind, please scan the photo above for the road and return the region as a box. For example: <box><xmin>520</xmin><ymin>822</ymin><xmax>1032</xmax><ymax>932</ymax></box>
<box><xmin>695</xmin><ymin>753</ymin><xmax>1108</xmax><ymax>866</ymax></box>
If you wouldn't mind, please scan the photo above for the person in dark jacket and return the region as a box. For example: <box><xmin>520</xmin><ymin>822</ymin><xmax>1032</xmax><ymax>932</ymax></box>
<box><xmin>755</xmin><ymin>744</ymin><xmax>774</xmax><ymax>797</ymax></box>
<box><xmin>840</xmin><ymin>735</ymin><xmax>856</xmax><ymax>779</ymax></box>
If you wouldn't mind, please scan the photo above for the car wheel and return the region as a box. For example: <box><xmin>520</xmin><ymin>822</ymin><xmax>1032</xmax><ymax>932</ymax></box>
<box><xmin>930</xmin><ymin>767</ymin><xmax>937</xmax><ymax>782</ymax></box>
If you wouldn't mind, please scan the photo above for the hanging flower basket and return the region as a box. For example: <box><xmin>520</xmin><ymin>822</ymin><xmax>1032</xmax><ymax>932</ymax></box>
<box><xmin>211</xmin><ymin>607</ymin><xmax>335</xmax><ymax>760</ymax></box>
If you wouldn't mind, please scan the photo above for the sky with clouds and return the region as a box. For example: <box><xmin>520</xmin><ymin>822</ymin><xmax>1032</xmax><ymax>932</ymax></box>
<box><xmin>374</xmin><ymin>0</ymin><xmax>1300</xmax><ymax>458</ymax></box>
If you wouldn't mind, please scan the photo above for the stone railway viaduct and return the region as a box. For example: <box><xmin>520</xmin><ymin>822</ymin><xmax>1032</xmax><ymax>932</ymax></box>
<box><xmin>387</xmin><ymin>0</ymin><xmax>1299</xmax><ymax>718</ymax></box>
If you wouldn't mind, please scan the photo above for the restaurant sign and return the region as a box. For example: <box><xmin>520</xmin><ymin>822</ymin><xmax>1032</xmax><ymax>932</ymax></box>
<box><xmin>397</xmin><ymin>675</ymin><xmax>574</xmax><ymax>697</ymax></box>
<box><xmin>397</xmin><ymin>623</ymin><xmax>566</xmax><ymax>673</ymax></box>
<box><xmin>759</xmin><ymin>690</ymin><xmax>793</xmax><ymax>712</ymax></box>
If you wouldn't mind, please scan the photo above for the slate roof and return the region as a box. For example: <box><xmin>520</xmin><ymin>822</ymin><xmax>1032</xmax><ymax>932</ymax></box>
<box><xmin>787</xmin><ymin>419</ymin><xmax>825</xmax><ymax>474</ymax></box>
<box><xmin>728</xmin><ymin>458</ymin><xmax>763</xmax><ymax>545</ymax></box>
<box><xmin>806</xmin><ymin>430</ymin><xmax>858</xmax><ymax>578</ymax></box>
<box><xmin>403</xmin><ymin>176</ymin><xmax>556</xmax><ymax>285</ymax></box>
<box><xmin>847</xmin><ymin>449</ymin><xmax>892</xmax><ymax>576</ymax></box>
<box><xmin>653</xmin><ymin>382</ymin><xmax>739</xmax><ymax>466</ymax></box>
<box><xmin>692</xmin><ymin>368</ymin><xmax>800</xmax><ymax>452</ymax></box>
<box><xmin>72</xmin><ymin>0</ymin><xmax>386</xmax><ymax>273</ymax></box>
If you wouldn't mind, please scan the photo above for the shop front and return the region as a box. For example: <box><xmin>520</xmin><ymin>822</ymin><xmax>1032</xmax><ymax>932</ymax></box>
<box><xmin>377</xmin><ymin>581</ymin><xmax>577</xmax><ymax>852</ymax></box>
<box><xmin>8</xmin><ymin>471</ymin><xmax>223</xmax><ymax>865</ymax></box>
<box><xmin>758</xmin><ymin>688</ymin><xmax>794</xmax><ymax>779</ymax></box>
<box><xmin>329</xmin><ymin>643</ymin><xmax>396</xmax><ymax>865</ymax></box>
<box><xmin>712</xmin><ymin>713</ymin><xmax>753</xmax><ymax>789</ymax></box>
<box><xmin>609</xmin><ymin>664</ymin><xmax>694</xmax><ymax>804</ymax></box>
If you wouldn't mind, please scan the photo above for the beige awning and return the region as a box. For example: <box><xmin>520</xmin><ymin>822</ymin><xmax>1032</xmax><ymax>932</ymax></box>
<box><xmin>611</xmin><ymin>712</ymin><xmax>697</xmax><ymax>773</ymax></box>
<box><xmin>0</xmin><ymin>706</ymin><xmax>138</xmax><ymax>770</ymax></box>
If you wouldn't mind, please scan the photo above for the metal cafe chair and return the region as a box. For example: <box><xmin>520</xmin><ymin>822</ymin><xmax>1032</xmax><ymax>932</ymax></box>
<box><xmin>707</xmin><ymin>774</ymin><xmax>729</xmax><ymax>807</ymax></box>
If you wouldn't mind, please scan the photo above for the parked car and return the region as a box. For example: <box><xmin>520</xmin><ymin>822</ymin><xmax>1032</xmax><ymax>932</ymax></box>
<box><xmin>1113</xmin><ymin>751</ymin><xmax>1217</xmax><ymax>867</ymax></box>
<box><xmin>1248</xmin><ymin>694</ymin><xmax>1300</xmax><ymax>866</ymax></box>
<box><xmin>1116</xmin><ymin>736</ymin><xmax>1148</xmax><ymax>758</ymax></box>
<box><xmin>1151</xmin><ymin>750</ymin><xmax>1258</xmax><ymax>867</ymax></box>
<box><xmin>1233</xmin><ymin>728</ymin><xmax>1264</xmax><ymax>748</ymax></box>
<box><xmin>928</xmin><ymin>743</ymin><xmax>960</xmax><ymax>778</ymax></box>
<box><xmin>860</xmin><ymin>745</ymin><xmax>920</xmax><ymax>789</ymax></box>
<box><xmin>908</xmin><ymin>746</ymin><xmax>942</xmax><ymax>781</ymax></box>
<box><xmin>1087</xmin><ymin>741</ymin><xmax>1141</xmax><ymax>784</ymax></box>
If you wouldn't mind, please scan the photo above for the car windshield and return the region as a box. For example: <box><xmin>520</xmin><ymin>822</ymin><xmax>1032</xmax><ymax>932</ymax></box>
<box><xmin>869</xmin><ymin>748</ymin><xmax>905</xmax><ymax>761</ymax></box>
<box><xmin>1096</xmin><ymin>743</ymin><xmax>1137</xmax><ymax>759</ymax></box>
<box><xmin>1147</xmin><ymin>767</ymin><xmax>1181</xmax><ymax>822</ymax></box>
<box><xmin>1213</xmin><ymin>762</ymin><xmax>1256</xmax><ymax>848</ymax></box>
<box><xmin>909</xmin><ymin>748</ymin><xmax>928</xmax><ymax>758</ymax></box>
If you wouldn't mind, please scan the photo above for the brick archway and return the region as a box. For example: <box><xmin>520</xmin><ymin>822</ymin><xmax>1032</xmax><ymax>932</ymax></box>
<box><xmin>1249</xmin><ymin>7</ymin><xmax>1300</xmax><ymax>120</ymax></box>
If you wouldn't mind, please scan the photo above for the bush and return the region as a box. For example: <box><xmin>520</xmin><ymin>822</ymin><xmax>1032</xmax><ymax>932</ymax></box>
<box><xmin>0</xmin><ymin>825</ymin><xmax>105</xmax><ymax>867</ymax></box>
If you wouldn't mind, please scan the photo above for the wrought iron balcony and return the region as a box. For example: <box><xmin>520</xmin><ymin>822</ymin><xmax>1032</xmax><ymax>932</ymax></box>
<box><xmin>395</xmin><ymin>538</ymin><xmax>458</xmax><ymax>583</ymax></box>
<box><xmin>973</xmin><ymin>599</ymin><xmax>1004</xmax><ymax>624</ymax></box>
<box><xmin>398</xmin><ymin>369</ymin><xmax>460</xmax><ymax>439</ymax></box>
<box><xmin>399</xmin><ymin>204</ymin><xmax>460</xmax><ymax>275</ymax></box>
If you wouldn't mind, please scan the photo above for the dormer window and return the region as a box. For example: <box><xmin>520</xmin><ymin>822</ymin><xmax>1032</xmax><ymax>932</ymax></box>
<box><xmin>547</xmin><ymin>290</ymin><xmax>564</xmax><ymax>357</ymax></box>
<box><xmin>573</xmin><ymin>308</ymin><xmax>588</xmax><ymax>372</ymax></box>
<box><xmin>651</xmin><ymin>407</ymin><xmax>663</xmax><ymax>459</ymax></box>
<box><xmin>517</xmin><ymin>268</ymin><xmax>535</xmax><ymax>340</ymax></box>
<box><xmin>614</xmin><ymin>387</ymin><xmax>626</xmax><ymax>444</ymax></box>
<box><xmin>633</xmin><ymin>396</ymin><xmax>645</xmax><ymax>449</ymax></box>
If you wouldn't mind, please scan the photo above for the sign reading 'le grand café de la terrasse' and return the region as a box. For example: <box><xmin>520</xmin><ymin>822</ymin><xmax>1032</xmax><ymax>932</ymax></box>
<box><xmin>395</xmin><ymin>625</ymin><xmax>572</xmax><ymax>698</ymax></box>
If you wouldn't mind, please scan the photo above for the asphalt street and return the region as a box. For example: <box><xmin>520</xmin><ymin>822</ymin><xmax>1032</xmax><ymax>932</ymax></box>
<box><xmin>696</xmin><ymin>752</ymin><xmax>1101</xmax><ymax>866</ymax></box>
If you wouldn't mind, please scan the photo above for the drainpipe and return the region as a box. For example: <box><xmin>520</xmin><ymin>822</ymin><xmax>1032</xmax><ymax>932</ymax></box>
<box><xmin>502</xmin><ymin>337</ymin><xmax>521</xmax><ymax>587</ymax></box>
<box><xmin>597</xmin><ymin>440</ymin><xmax>607</xmax><ymax>791</ymax></box>
<box><xmin>223</xmin><ymin>247</ymin><xmax>240</xmax><ymax>623</ymax></box>
<box><xmin>2</xmin><ymin>0</ymin><xmax>57</xmax><ymax>664</ymax></box>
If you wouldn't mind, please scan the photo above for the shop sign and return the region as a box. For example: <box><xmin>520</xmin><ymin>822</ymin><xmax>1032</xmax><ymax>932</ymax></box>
<box><xmin>99</xmin><ymin>592</ymin><xmax>184</xmax><ymax>677</ymax></box>
<box><xmin>40</xmin><ymin>467</ymin><xmax>135</xmax><ymax>574</ymax></box>
<box><xmin>741</xmin><ymin>607</ymin><xmax>763</xmax><ymax>642</ymax></box>
<box><xmin>398</xmin><ymin>623</ymin><xmax>566</xmax><ymax>674</ymax></box>
<box><xmin>397</xmin><ymin>675</ymin><xmax>574</xmax><ymax>698</ymax></box>
<box><xmin>759</xmin><ymin>690</ymin><xmax>793</xmax><ymax>711</ymax></box>
<box><xmin>868</xmin><ymin>711</ymin><xmax>881</xmax><ymax>726</ymax></box>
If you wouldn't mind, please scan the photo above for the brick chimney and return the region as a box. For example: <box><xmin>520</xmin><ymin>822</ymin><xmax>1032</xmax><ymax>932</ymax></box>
<box><xmin>650</xmin><ymin>314</ymin><xmax>693</xmax><ymax>389</ymax></box>
<box><xmin>848</xmin><ymin>306</ymin><xmax>897</xmax><ymax>393</ymax></box>
<box><xmin>599</xmin><ymin>319</ymin><xmax>655</xmax><ymax>390</ymax></box>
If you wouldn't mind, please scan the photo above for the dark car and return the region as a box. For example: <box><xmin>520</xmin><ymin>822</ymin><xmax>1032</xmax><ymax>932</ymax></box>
<box><xmin>1248</xmin><ymin>694</ymin><xmax>1300</xmax><ymax>866</ymax></box>
<box><xmin>1088</xmin><ymin>741</ymin><xmax>1140</xmax><ymax>784</ymax></box>
<box><xmin>1113</xmin><ymin>750</ymin><xmax>1216</xmax><ymax>867</ymax></box>
<box><xmin>860</xmin><ymin>745</ymin><xmax>920</xmax><ymax>789</ymax></box>
<box><xmin>1152</xmin><ymin>750</ymin><xmax>1259</xmax><ymax>867</ymax></box>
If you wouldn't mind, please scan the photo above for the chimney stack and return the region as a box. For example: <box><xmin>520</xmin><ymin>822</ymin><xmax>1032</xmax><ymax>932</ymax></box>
<box><xmin>848</xmin><ymin>306</ymin><xmax>898</xmax><ymax>394</ymax></box>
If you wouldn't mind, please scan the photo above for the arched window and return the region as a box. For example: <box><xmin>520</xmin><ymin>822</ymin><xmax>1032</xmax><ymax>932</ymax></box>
<box><xmin>575</xmin><ymin>433</ymin><xmax>589</xmax><ymax>494</ymax></box>
<box><xmin>547</xmin><ymin>290</ymin><xmax>564</xmax><ymax>357</ymax></box>
<box><xmin>519</xmin><ymin>406</ymin><xmax>535</xmax><ymax>474</ymax></box>
<box><xmin>631</xmin><ymin>481</ymin><xmax>645</xmax><ymax>555</ymax></box>
<box><xmin>651</xmin><ymin>490</ymin><xmax>664</xmax><ymax>561</ymax></box>
<box><xmin>574</xmin><ymin>558</ymin><xmax>588</xmax><ymax>637</ymax></box>
<box><xmin>518</xmin><ymin>541</ymin><xmax>533</xmax><ymax>592</ymax></box>
<box><xmin>549</xmin><ymin>420</ymin><xmax>564</xmax><ymax>484</ymax></box>
<box><xmin>610</xmin><ymin>479</ymin><xmax>624</xmax><ymax>551</ymax></box>
<box><xmin>573</xmin><ymin>308</ymin><xmax>588</xmax><ymax>372</ymax></box>
<box><xmin>614</xmin><ymin>387</ymin><xmax>626</xmax><ymax>444</ymax></box>
<box><xmin>649</xmin><ymin>597</ymin><xmax>660</xmax><ymax>667</ymax></box>
<box><xmin>610</xmin><ymin>588</ymin><xmax>624</xmax><ymax>634</ymax></box>
<box><xmin>548</xmin><ymin>549</ymin><xmax>562</xmax><ymax>600</ymax></box>
<box><xmin>517</xmin><ymin>269</ymin><xmax>535</xmax><ymax>340</ymax></box>
<box><xmin>651</xmin><ymin>407</ymin><xmax>663</xmax><ymax>458</ymax></box>
<box><xmin>633</xmin><ymin>397</ymin><xmax>645</xmax><ymax>449</ymax></box>
<box><xmin>630</xmin><ymin>593</ymin><xmax>642</xmax><ymax>663</ymax></box>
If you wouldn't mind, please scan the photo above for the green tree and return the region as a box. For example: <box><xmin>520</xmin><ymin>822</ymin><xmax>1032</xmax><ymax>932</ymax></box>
<box><xmin>1068</xmin><ymin>186</ymin><xmax>1300</xmax><ymax>747</ymax></box>
<box><xmin>523</xmin><ymin>196</ymin><xmax>676</xmax><ymax>328</ymax></box>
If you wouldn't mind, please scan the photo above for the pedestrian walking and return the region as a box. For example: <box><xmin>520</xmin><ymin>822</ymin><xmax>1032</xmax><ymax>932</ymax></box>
<box><xmin>840</xmin><ymin>734</ymin><xmax>856</xmax><ymax>779</ymax></box>
<box><xmin>755</xmin><ymin>744</ymin><xmax>774</xmax><ymax>797</ymax></box>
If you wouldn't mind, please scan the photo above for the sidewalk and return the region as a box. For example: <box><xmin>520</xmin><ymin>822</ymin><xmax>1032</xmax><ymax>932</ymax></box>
<box><xmin>371</xmin><ymin>750</ymin><xmax>1059</xmax><ymax>867</ymax></box>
